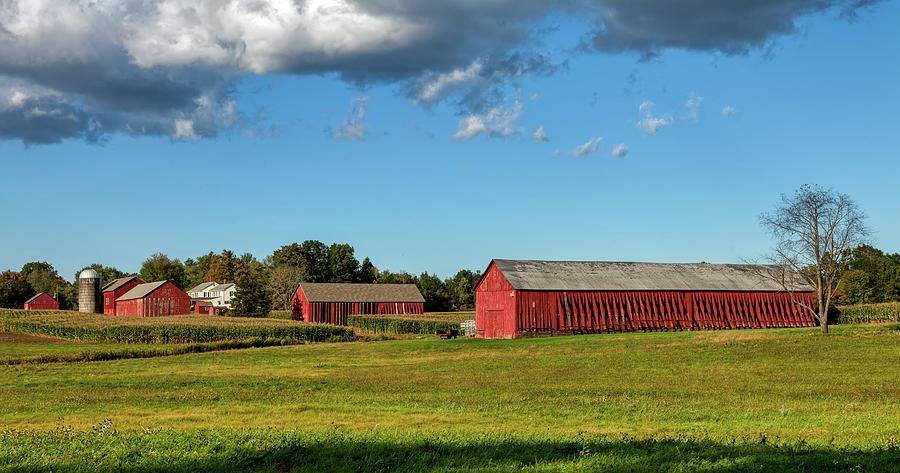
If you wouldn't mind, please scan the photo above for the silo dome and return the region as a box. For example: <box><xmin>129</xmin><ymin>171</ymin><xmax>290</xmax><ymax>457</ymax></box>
<box><xmin>79</xmin><ymin>269</ymin><xmax>101</xmax><ymax>280</ymax></box>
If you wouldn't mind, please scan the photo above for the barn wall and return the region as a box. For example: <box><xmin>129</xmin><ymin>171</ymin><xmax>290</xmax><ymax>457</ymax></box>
<box><xmin>24</xmin><ymin>294</ymin><xmax>59</xmax><ymax>311</ymax></box>
<box><xmin>103</xmin><ymin>278</ymin><xmax>145</xmax><ymax>315</ymax></box>
<box><xmin>490</xmin><ymin>290</ymin><xmax>817</xmax><ymax>338</ymax></box>
<box><xmin>475</xmin><ymin>262</ymin><xmax>517</xmax><ymax>338</ymax></box>
<box><xmin>115</xmin><ymin>282</ymin><xmax>190</xmax><ymax>317</ymax></box>
<box><xmin>290</xmin><ymin>286</ymin><xmax>423</xmax><ymax>325</ymax></box>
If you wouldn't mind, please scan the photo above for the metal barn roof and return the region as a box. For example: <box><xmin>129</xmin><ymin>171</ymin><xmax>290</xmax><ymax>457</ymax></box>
<box><xmin>491</xmin><ymin>259</ymin><xmax>813</xmax><ymax>292</ymax></box>
<box><xmin>102</xmin><ymin>276</ymin><xmax>140</xmax><ymax>292</ymax></box>
<box><xmin>298</xmin><ymin>283</ymin><xmax>425</xmax><ymax>303</ymax></box>
<box><xmin>117</xmin><ymin>281</ymin><xmax>169</xmax><ymax>301</ymax></box>
<box><xmin>24</xmin><ymin>292</ymin><xmax>48</xmax><ymax>304</ymax></box>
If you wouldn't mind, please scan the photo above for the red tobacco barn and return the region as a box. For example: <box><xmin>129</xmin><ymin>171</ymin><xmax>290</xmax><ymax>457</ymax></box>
<box><xmin>476</xmin><ymin>259</ymin><xmax>817</xmax><ymax>339</ymax></box>
<box><xmin>101</xmin><ymin>276</ymin><xmax>145</xmax><ymax>315</ymax></box>
<box><xmin>23</xmin><ymin>293</ymin><xmax>59</xmax><ymax>311</ymax></box>
<box><xmin>291</xmin><ymin>283</ymin><xmax>425</xmax><ymax>325</ymax></box>
<box><xmin>115</xmin><ymin>280</ymin><xmax>191</xmax><ymax>317</ymax></box>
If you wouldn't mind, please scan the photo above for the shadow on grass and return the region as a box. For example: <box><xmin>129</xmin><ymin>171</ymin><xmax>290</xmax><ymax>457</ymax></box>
<box><xmin>2</xmin><ymin>429</ymin><xmax>897</xmax><ymax>472</ymax></box>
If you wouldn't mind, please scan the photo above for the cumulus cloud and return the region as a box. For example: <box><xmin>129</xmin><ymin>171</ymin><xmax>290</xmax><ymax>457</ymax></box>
<box><xmin>333</xmin><ymin>96</ymin><xmax>370</xmax><ymax>140</ymax></box>
<box><xmin>636</xmin><ymin>100</ymin><xmax>671</xmax><ymax>136</ymax></box>
<box><xmin>570</xmin><ymin>137</ymin><xmax>603</xmax><ymax>156</ymax></box>
<box><xmin>611</xmin><ymin>143</ymin><xmax>629</xmax><ymax>157</ymax></box>
<box><xmin>722</xmin><ymin>105</ymin><xmax>736</xmax><ymax>117</ymax></box>
<box><xmin>583</xmin><ymin>0</ymin><xmax>882</xmax><ymax>59</ymax></box>
<box><xmin>453</xmin><ymin>96</ymin><xmax>524</xmax><ymax>141</ymax></box>
<box><xmin>532</xmin><ymin>125</ymin><xmax>549</xmax><ymax>142</ymax></box>
<box><xmin>0</xmin><ymin>0</ymin><xmax>882</xmax><ymax>144</ymax></box>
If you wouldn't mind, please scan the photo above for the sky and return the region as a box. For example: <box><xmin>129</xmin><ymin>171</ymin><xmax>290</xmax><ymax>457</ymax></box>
<box><xmin>1</xmin><ymin>0</ymin><xmax>898</xmax><ymax>281</ymax></box>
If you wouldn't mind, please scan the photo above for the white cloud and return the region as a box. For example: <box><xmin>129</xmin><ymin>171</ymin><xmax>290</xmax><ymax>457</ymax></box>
<box><xmin>532</xmin><ymin>125</ymin><xmax>548</xmax><ymax>142</ymax></box>
<box><xmin>611</xmin><ymin>143</ymin><xmax>629</xmax><ymax>158</ymax></box>
<box><xmin>570</xmin><ymin>137</ymin><xmax>603</xmax><ymax>156</ymax></box>
<box><xmin>333</xmin><ymin>96</ymin><xmax>370</xmax><ymax>140</ymax></box>
<box><xmin>174</xmin><ymin>119</ymin><xmax>198</xmax><ymax>140</ymax></box>
<box><xmin>415</xmin><ymin>60</ymin><xmax>483</xmax><ymax>105</ymax></box>
<box><xmin>636</xmin><ymin>100</ymin><xmax>671</xmax><ymax>136</ymax></box>
<box><xmin>452</xmin><ymin>95</ymin><xmax>524</xmax><ymax>141</ymax></box>
<box><xmin>722</xmin><ymin>105</ymin><xmax>736</xmax><ymax>117</ymax></box>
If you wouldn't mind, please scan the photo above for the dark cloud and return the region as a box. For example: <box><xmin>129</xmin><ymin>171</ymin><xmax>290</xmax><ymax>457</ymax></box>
<box><xmin>584</xmin><ymin>0</ymin><xmax>883</xmax><ymax>57</ymax></box>
<box><xmin>0</xmin><ymin>0</ymin><xmax>884</xmax><ymax>145</ymax></box>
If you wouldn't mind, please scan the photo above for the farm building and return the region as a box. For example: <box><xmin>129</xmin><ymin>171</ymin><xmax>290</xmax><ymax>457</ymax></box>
<box><xmin>194</xmin><ymin>301</ymin><xmax>228</xmax><ymax>315</ymax></box>
<box><xmin>476</xmin><ymin>259</ymin><xmax>817</xmax><ymax>339</ymax></box>
<box><xmin>23</xmin><ymin>293</ymin><xmax>59</xmax><ymax>311</ymax></box>
<box><xmin>101</xmin><ymin>276</ymin><xmax>145</xmax><ymax>315</ymax></box>
<box><xmin>115</xmin><ymin>280</ymin><xmax>191</xmax><ymax>317</ymax></box>
<box><xmin>291</xmin><ymin>283</ymin><xmax>425</xmax><ymax>325</ymax></box>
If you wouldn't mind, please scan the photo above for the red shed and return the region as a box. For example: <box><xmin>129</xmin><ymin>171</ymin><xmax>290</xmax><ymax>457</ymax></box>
<box><xmin>23</xmin><ymin>292</ymin><xmax>59</xmax><ymax>311</ymax></box>
<box><xmin>194</xmin><ymin>301</ymin><xmax>228</xmax><ymax>315</ymax></box>
<box><xmin>115</xmin><ymin>280</ymin><xmax>191</xmax><ymax>317</ymax></box>
<box><xmin>291</xmin><ymin>283</ymin><xmax>425</xmax><ymax>325</ymax></box>
<box><xmin>101</xmin><ymin>276</ymin><xmax>145</xmax><ymax>315</ymax></box>
<box><xmin>476</xmin><ymin>259</ymin><xmax>818</xmax><ymax>339</ymax></box>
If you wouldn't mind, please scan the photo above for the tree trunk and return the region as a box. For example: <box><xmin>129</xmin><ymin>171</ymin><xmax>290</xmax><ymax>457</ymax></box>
<box><xmin>819</xmin><ymin>308</ymin><xmax>829</xmax><ymax>334</ymax></box>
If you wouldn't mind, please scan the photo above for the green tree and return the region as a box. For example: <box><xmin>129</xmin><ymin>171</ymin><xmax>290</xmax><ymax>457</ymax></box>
<box><xmin>230</xmin><ymin>264</ymin><xmax>272</xmax><ymax>317</ymax></box>
<box><xmin>328</xmin><ymin>243</ymin><xmax>360</xmax><ymax>282</ymax></box>
<box><xmin>417</xmin><ymin>272</ymin><xmax>451</xmax><ymax>312</ymax></box>
<box><xmin>0</xmin><ymin>271</ymin><xmax>35</xmax><ymax>309</ymax></box>
<box><xmin>21</xmin><ymin>261</ymin><xmax>68</xmax><ymax>297</ymax></box>
<box><xmin>358</xmin><ymin>257</ymin><xmax>377</xmax><ymax>283</ymax></box>
<box><xmin>447</xmin><ymin>269</ymin><xmax>480</xmax><ymax>310</ymax></box>
<box><xmin>272</xmin><ymin>240</ymin><xmax>332</xmax><ymax>282</ymax></box>
<box><xmin>76</xmin><ymin>264</ymin><xmax>131</xmax><ymax>286</ymax></box>
<box><xmin>837</xmin><ymin>269</ymin><xmax>873</xmax><ymax>304</ymax></box>
<box><xmin>184</xmin><ymin>252</ymin><xmax>214</xmax><ymax>289</ymax></box>
<box><xmin>139</xmin><ymin>253</ymin><xmax>186</xmax><ymax>288</ymax></box>
<box><xmin>206</xmin><ymin>250</ymin><xmax>246</xmax><ymax>284</ymax></box>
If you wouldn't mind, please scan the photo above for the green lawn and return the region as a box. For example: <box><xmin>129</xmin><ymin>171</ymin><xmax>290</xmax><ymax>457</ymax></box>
<box><xmin>1</xmin><ymin>324</ymin><xmax>898</xmax><ymax>471</ymax></box>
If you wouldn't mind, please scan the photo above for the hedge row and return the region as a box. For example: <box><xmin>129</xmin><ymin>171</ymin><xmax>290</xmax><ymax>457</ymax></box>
<box><xmin>834</xmin><ymin>302</ymin><xmax>900</xmax><ymax>324</ymax></box>
<box><xmin>349</xmin><ymin>315</ymin><xmax>462</xmax><ymax>335</ymax></box>
<box><xmin>0</xmin><ymin>310</ymin><xmax>355</xmax><ymax>344</ymax></box>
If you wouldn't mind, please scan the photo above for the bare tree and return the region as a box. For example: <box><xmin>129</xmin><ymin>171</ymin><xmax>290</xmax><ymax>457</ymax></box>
<box><xmin>760</xmin><ymin>184</ymin><xmax>868</xmax><ymax>333</ymax></box>
<box><xmin>267</xmin><ymin>265</ymin><xmax>303</xmax><ymax>311</ymax></box>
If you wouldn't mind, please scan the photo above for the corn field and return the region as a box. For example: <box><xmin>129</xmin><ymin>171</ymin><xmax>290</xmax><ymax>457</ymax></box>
<box><xmin>0</xmin><ymin>309</ymin><xmax>355</xmax><ymax>344</ymax></box>
<box><xmin>834</xmin><ymin>302</ymin><xmax>900</xmax><ymax>324</ymax></box>
<box><xmin>349</xmin><ymin>314</ymin><xmax>468</xmax><ymax>335</ymax></box>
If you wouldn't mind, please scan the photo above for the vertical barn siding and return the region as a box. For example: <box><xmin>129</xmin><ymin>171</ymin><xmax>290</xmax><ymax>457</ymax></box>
<box><xmin>103</xmin><ymin>278</ymin><xmax>145</xmax><ymax>315</ymax></box>
<box><xmin>475</xmin><ymin>262</ymin><xmax>517</xmax><ymax>338</ymax></box>
<box><xmin>114</xmin><ymin>282</ymin><xmax>191</xmax><ymax>317</ymax></box>
<box><xmin>290</xmin><ymin>286</ymin><xmax>424</xmax><ymax>325</ymax></box>
<box><xmin>24</xmin><ymin>293</ymin><xmax>59</xmax><ymax>311</ymax></box>
<box><xmin>492</xmin><ymin>290</ymin><xmax>816</xmax><ymax>337</ymax></box>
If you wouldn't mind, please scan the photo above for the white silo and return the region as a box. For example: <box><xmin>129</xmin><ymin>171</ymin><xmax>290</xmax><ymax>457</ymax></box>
<box><xmin>78</xmin><ymin>269</ymin><xmax>102</xmax><ymax>313</ymax></box>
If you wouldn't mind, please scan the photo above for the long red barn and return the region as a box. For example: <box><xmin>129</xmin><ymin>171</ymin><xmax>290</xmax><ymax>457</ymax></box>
<box><xmin>115</xmin><ymin>280</ymin><xmax>191</xmax><ymax>317</ymax></box>
<box><xmin>476</xmin><ymin>259</ymin><xmax>817</xmax><ymax>339</ymax></box>
<box><xmin>23</xmin><ymin>292</ymin><xmax>59</xmax><ymax>311</ymax></box>
<box><xmin>291</xmin><ymin>283</ymin><xmax>424</xmax><ymax>325</ymax></box>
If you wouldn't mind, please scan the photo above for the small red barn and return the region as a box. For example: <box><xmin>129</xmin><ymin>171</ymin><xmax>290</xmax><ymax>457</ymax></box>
<box><xmin>23</xmin><ymin>293</ymin><xmax>59</xmax><ymax>311</ymax></box>
<box><xmin>291</xmin><ymin>283</ymin><xmax>425</xmax><ymax>325</ymax></box>
<box><xmin>115</xmin><ymin>280</ymin><xmax>191</xmax><ymax>317</ymax></box>
<box><xmin>101</xmin><ymin>276</ymin><xmax>145</xmax><ymax>315</ymax></box>
<box><xmin>194</xmin><ymin>301</ymin><xmax>228</xmax><ymax>315</ymax></box>
<box><xmin>476</xmin><ymin>259</ymin><xmax>817</xmax><ymax>339</ymax></box>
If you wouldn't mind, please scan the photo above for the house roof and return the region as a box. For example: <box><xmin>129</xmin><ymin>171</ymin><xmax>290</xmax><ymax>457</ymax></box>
<box><xmin>186</xmin><ymin>281</ymin><xmax>217</xmax><ymax>294</ymax></box>
<box><xmin>210</xmin><ymin>283</ymin><xmax>235</xmax><ymax>293</ymax></box>
<box><xmin>117</xmin><ymin>281</ymin><xmax>169</xmax><ymax>301</ymax></box>
<box><xmin>102</xmin><ymin>276</ymin><xmax>140</xmax><ymax>293</ymax></box>
<box><xmin>489</xmin><ymin>259</ymin><xmax>814</xmax><ymax>292</ymax></box>
<box><xmin>298</xmin><ymin>283</ymin><xmax>425</xmax><ymax>303</ymax></box>
<box><xmin>25</xmin><ymin>292</ymin><xmax>50</xmax><ymax>304</ymax></box>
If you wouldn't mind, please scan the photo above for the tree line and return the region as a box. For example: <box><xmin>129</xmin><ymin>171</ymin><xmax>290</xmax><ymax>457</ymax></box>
<box><xmin>0</xmin><ymin>240</ymin><xmax>482</xmax><ymax>316</ymax></box>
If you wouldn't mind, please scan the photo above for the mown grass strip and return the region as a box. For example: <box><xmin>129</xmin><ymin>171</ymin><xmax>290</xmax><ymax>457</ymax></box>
<box><xmin>0</xmin><ymin>428</ymin><xmax>897</xmax><ymax>473</ymax></box>
<box><xmin>0</xmin><ymin>309</ymin><xmax>355</xmax><ymax>344</ymax></box>
<box><xmin>835</xmin><ymin>302</ymin><xmax>900</xmax><ymax>324</ymax></box>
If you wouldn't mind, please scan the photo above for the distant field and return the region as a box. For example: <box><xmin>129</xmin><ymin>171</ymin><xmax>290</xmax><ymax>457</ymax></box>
<box><xmin>0</xmin><ymin>309</ymin><xmax>354</xmax><ymax>344</ymax></box>
<box><xmin>836</xmin><ymin>301</ymin><xmax>900</xmax><ymax>324</ymax></box>
<box><xmin>0</xmin><ymin>323</ymin><xmax>897</xmax><ymax>471</ymax></box>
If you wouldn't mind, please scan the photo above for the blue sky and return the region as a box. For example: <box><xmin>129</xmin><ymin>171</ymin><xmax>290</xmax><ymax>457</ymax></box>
<box><xmin>1</xmin><ymin>1</ymin><xmax>898</xmax><ymax>280</ymax></box>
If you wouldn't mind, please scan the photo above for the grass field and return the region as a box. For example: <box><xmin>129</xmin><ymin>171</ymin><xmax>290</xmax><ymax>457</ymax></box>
<box><xmin>0</xmin><ymin>322</ymin><xmax>898</xmax><ymax>471</ymax></box>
